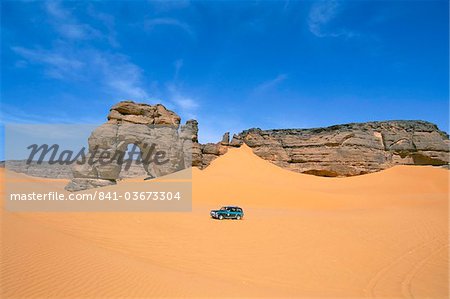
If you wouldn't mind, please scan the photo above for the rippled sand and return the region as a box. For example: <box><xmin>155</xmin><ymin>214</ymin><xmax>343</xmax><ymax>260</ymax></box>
<box><xmin>1</xmin><ymin>145</ymin><xmax>448</xmax><ymax>298</ymax></box>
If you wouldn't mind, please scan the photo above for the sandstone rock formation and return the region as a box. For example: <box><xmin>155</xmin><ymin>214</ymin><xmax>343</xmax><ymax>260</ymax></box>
<box><xmin>107</xmin><ymin>101</ymin><xmax>180</xmax><ymax>125</ymax></box>
<box><xmin>65</xmin><ymin>101</ymin><xmax>193</xmax><ymax>191</ymax></box>
<box><xmin>6</xmin><ymin>100</ymin><xmax>447</xmax><ymax>186</ymax></box>
<box><xmin>198</xmin><ymin>120</ymin><xmax>449</xmax><ymax>176</ymax></box>
<box><xmin>221</xmin><ymin>132</ymin><xmax>230</xmax><ymax>145</ymax></box>
<box><xmin>3</xmin><ymin>161</ymin><xmax>149</xmax><ymax>179</ymax></box>
<box><xmin>4</xmin><ymin>161</ymin><xmax>73</xmax><ymax>179</ymax></box>
<box><xmin>199</xmin><ymin>143</ymin><xmax>229</xmax><ymax>169</ymax></box>
<box><xmin>229</xmin><ymin>134</ymin><xmax>244</xmax><ymax>147</ymax></box>
<box><xmin>180</xmin><ymin>119</ymin><xmax>202</xmax><ymax>168</ymax></box>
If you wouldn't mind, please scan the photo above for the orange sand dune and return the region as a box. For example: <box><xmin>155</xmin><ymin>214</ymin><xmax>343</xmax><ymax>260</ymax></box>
<box><xmin>1</xmin><ymin>145</ymin><xmax>448</xmax><ymax>298</ymax></box>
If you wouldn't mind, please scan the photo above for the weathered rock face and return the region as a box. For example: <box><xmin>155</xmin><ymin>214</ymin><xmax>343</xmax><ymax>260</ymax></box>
<box><xmin>5</xmin><ymin>100</ymin><xmax>448</xmax><ymax>184</ymax></box>
<box><xmin>221</xmin><ymin>132</ymin><xmax>230</xmax><ymax>145</ymax></box>
<box><xmin>65</xmin><ymin>101</ymin><xmax>193</xmax><ymax>191</ymax></box>
<box><xmin>4</xmin><ymin>161</ymin><xmax>73</xmax><ymax>179</ymax></box>
<box><xmin>3</xmin><ymin>161</ymin><xmax>149</xmax><ymax>179</ymax></box>
<box><xmin>190</xmin><ymin>120</ymin><xmax>449</xmax><ymax>173</ymax></box>
<box><xmin>180</xmin><ymin>119</ymin><xmax>201</xmax><ymax>168</ymax></box>
<box><xmin>229</xmin><ymin>134</ymin><xmax>244</xmax><ymax>147</ymax></box>
<box><xmin>177</xmin><ymin>121</ymin><xmax>230</xmax><ymax>169</ymax></box>
<box><xmin>221</xmin><ymin>121</ymin><xmax>448</xmax><ymax>176</ymax></box>
<box><xmin>198</xmin><ymin>143</ymin><xmax>229</xmax><ymax>168</ymax></box>
<box><xmin>107</xmin><ymin>101</ymin><xmax>180</xmax><ymax>125</ymax></box>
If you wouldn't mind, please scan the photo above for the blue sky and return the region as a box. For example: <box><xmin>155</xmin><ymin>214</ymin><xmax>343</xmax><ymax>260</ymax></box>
<box><xmin>1</xmin><ymin>0</ymin><xmax>449</xmax><ymax>159</ymax></box>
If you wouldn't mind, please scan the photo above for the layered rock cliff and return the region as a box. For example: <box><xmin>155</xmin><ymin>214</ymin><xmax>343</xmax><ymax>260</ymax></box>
<box><xmin>4</xmin><ymin>101</ymin><xmax>448</xmax><ymax>181</ymax></box>
<box><xmin>193</xmin><ymin>120</ymin><xmax>449</xmax><ymax>176</ymax></box>
<box><xmin>239</xmin><ymin>121</ymin><xmax>448</xmax><ymax>176</ymax></box>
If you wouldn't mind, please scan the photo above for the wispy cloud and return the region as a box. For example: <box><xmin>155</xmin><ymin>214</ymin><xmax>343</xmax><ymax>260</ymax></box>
<box><xmin>157</xmin><ymin>60</ymin><xmax>199</xmax><ymax>120</ymax></box>
<box><xmin>145</xmin><ymin>18</ymin><xmax>194</xmax><ymax>37</ymax></box>
<box><xmin>148</xmin><ymin>0</ymin><xmax>191</xmax><ymax>12</ymax></box>
<box><xmin>0</xmin><ymin>103</ymin><xmax>102</xmax><ymax>125</ymax></box>
<box><xmin>254</xmin><ymin>74</ymin><xmax>288</xmax><ymax>94</ymax></box>
<box><xmin>12</xmin><ymin>45</ymin><xmax>150</xmax><ymax>101</ymax></box>
<box><xmin>44</xmin><ymin>1</ymin><xmax>101</xmax><ymax>40</ymax></box>
<box><xmin>12</xmin><ymin>3</ymin><xmax>150</xmax><ymax>101</ymax></box>
<box><xmin>173</xmin><ymin>59</ymin><xmax>183</xmax><ymax>81</ymax></box>
<box><xmin>44</xmin><ymin>1</ymin><xmax>67</xmax><ymax>19</ymax></box>
<box><xmin>173</xmin><ymin>95</ymin><xmax>198</xmax><ymax>111</ymax></box>
<box><xmin>92</xmin><ymin>51</ymin><xmax>150</xmax><ymax>100</ymax></box>
<box><xmin>12</xmin><ymin>46</ymin><xmax>85</xmax><ymax>79</ymax></box>
<box><xmin>87</xmin><ymin>4</ymin><xmax>119</xmax><ymax>47</ymax></box>
<box><xmin>308</xmin><ymin>0</ymin><xmax>356</xmax><ymax>38</ymax></box>
<box><xmin>167</xmin><ymin>84</ymin><xmax>199</xmax><ymax>119</ymax></box>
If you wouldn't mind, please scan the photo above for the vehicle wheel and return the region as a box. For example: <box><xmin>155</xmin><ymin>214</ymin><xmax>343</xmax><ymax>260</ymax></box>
<box><xmin>236</xmin><ymin>215</ymin><xmax>241</xmax><ymax>220</ymax></box>
<box><xmin>218</xmin><ymin>215</ymin><xmax>224</xmax><ymax>220</ymax></box>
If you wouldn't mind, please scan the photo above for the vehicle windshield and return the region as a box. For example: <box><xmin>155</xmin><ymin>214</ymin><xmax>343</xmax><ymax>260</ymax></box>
<box><xmin>220</xmin><ymin>207</ymin><xmax>227</xmax><ymax>210</ymax></box>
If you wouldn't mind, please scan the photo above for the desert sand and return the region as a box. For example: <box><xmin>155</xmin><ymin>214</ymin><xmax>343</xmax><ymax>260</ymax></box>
<box><xmin>1</xmin><ymin>145</ymin><xmax>448</xmax><ymax>298</ymax></box>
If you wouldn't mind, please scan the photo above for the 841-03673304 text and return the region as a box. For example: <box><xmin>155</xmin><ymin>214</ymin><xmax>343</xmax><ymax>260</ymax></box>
<box><xmin>9</xmin><ymin>191</ymin><xmax>182</xmax><ymax>201</ymax></box>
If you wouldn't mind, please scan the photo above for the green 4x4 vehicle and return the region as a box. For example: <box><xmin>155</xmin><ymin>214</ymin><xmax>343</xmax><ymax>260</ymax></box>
<box><xmin>210</xmin><ymin>206</ymin><xmax>244</xmax><ymax>220</ymax></box>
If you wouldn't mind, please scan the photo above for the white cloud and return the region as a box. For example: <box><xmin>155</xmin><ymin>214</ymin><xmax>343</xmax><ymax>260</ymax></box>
<box><xmin>13</xmin><ymin>45</ymin><xmax>150</xmax><ymax>101</ymax></box>
<box><xmin>167</xmin><ymin>84</ymin><xmax>199</xmax><ymax>119</ymax></box>
<box><xmin>44</xmin><ymin>1</ymin><xmax>69</xmax><ymax>19</ymax></box>
<box><xmin>86</xmin><ymin>4</ymin><xmax>119</xmax><ymax>47</ymax></box>
<box><xmin>173</xmin><ymin>95</ymin><xmax>198</xmax><ymax>110</ymax></box>
<box><xmin>12</xmin><ymin>46</ymin><xmax>85</xmax><ymax>79</ymax></box>
<box><xmin>308</xmin><ymin>0</ymin><xmax>355</xmax><ymax>38</ymax></box>
<box><xmin>44</xmin><ymin>1</ymin><xmax>118</xmax><ymax>46</ymax></box>
<box><xmin>308</xmin><ymin>0</ymin><xmax>338</xmax><ymax>37</ymax></box>
<box><xmin>12</xmin><ymin>3</ymin><xmax>150</xmax><ymax>101</ymax></box>
<box><xmin>145</xmin><ymin>18</ymin><xmax>194</xmax><ymax>37</ymax></box>
<box><xmin>107</xmin><ymin>79</ymin><xmax>149</xmax><ymax>101</ymax></box>
<box><xmin>148</xmin><ymin>0</ymin><xmax>191</xmax><ymax>12</ymax></box>
<box><xmin>254</xmin><ymin>74</ymin><xmax>287</xmax><ymax>94</ymax></box>
<box><xmin>0</xmin><ymin>103</ymin><xmax>101</xmax><ymax>125</ymax></box>
<box><xmin>89</xmin><ymin>51</ymin><xmax>149</xmax><ymax>100</ymax></box>
<box><xmin>44</xmin><ymin>1</ymin><xmax>101</xmax><ymax>40</ymax></box>
<box><xmin>165</xmin><ymin>60</ymin><xmax>199</xmax><ymax>119</ymax></box>
<box><xmin>173</xmin><ymin>59</ymin><xmax>183</xmax><ymax>81</ymax></box>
